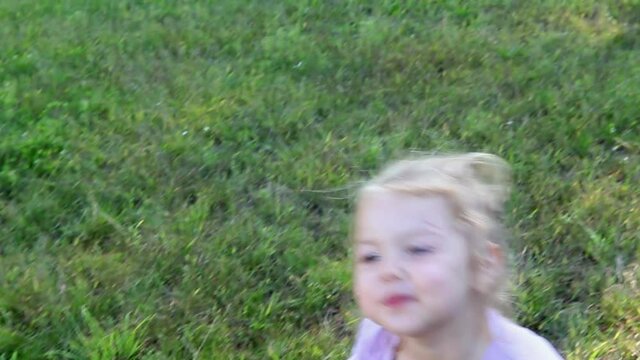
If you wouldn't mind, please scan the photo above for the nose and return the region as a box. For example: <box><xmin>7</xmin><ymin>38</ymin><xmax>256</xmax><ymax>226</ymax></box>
<box><xmin>380</xmin><ymin>257</ymin><xmax>406</xmax><ymax>282</ymax></box>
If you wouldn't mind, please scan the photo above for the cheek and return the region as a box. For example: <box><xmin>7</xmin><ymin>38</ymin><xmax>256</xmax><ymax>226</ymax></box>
<box><xmin>411</xmin><ymin>262</ymin><xmax>468</xmax><ymax>297</ymax></box>
<box><xmin>353</xmin><ymin>268</ymin><xmax>377</xmax><ymax>305</ymax></box>
<box><xmin>411</xmin><ymin>264</ymin><xmax>446</xmax><ymax>288</ymax></box>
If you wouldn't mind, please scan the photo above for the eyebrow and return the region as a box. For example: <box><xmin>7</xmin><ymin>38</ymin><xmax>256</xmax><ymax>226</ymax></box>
<box><xmin>355</xmin><ymin>227</ymin><xmax>442</xmax><ymax>245</ymax></box>
<box><xmin>355</xmin><ymin>239</ymin><xmax>379</xmax><ymax>245</ymax></box>
<box><xmin>421</xmin><ymin>218</ymin><xmax>444</xmax><ymax>233</ymax></box>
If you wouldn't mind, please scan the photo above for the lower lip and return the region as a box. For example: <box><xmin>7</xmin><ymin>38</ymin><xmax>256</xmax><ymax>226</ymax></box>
<box><xmin>383</xmin><ymin>295</ymin><xmax>415</xmax><ymax>307</ymax></box>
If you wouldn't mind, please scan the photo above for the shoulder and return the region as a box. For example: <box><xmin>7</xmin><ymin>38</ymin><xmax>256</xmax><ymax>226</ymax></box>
<box><xmin>489</xmin><ymin>311</ymin><xmax>564</xmax><ymax>360</ymax></box>
<box><xmin>349</xmin><ymin>318</ymin><xmax>398</xmax><ymax>360</ymax></box>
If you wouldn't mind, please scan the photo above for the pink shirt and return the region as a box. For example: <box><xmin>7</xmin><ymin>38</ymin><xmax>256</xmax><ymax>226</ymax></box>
<box><xmin>349</xmin><ymin>310</ymin><xmax>564</xmax><ymax>360</ymax></box>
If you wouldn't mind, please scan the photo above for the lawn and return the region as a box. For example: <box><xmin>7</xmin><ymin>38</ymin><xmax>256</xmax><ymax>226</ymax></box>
<box><xmin>1</xmin><ymin>0</ymin><xmax>639</xmax><ymax>358</ymax></box>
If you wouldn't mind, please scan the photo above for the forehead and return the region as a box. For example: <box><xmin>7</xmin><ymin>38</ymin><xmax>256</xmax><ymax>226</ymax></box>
<box><xmin>354</xmin><ymin>189</ymin><xmax>455</xmax><ymax>240</ymax></box>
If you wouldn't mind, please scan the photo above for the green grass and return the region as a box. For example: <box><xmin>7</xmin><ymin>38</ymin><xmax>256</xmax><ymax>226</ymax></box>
<box><xmin>1</xmin><ymin>0</ymin><xmax>639</xmax><ymax>358</ymax></box>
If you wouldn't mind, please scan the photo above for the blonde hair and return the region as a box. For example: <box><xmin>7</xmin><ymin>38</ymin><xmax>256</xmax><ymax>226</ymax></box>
<box><xmin>357</xmin><ymin>152</ymin><xmax>513</xmax><ymax>311</ymax></box>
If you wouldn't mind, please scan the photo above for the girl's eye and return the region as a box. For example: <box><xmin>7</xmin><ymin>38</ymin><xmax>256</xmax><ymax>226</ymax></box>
<box><xmin>408</xmin><ymin>246</ymin><xmax>434</xmax><ymax>255</ymax></box>
<box><xmin>360</xmin><ymin>253</ymin><xmax>380</xmax><ymax>263</ymax></box>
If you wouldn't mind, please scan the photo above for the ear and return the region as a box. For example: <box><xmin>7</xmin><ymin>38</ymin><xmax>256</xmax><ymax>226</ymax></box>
<box><xmin>472</xmin><ymin>242</ymin><xmax>504</xmax><ymax>295</ymax></box>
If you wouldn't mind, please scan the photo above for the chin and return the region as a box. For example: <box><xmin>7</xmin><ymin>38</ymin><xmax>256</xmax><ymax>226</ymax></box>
<box><xmin>378</xmin><ymin>310</ymin><xmax>450</xmax><ymax>338</ymax></box>
<box><xmin>372</xmin><ymin>313</ymin><xmax>432</xmax><ymax>337</ymax></box>
<box><xmin>382</xmin><ymin>320</ymin><xmax>431</xmax><ymax>337</ymax></box>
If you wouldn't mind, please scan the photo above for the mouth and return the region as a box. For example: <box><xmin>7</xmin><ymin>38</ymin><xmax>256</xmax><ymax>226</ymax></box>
<box><xmin>382</xmin><ymin>294</ymin><xmax>415</xmax><ymax>307</ymax></box>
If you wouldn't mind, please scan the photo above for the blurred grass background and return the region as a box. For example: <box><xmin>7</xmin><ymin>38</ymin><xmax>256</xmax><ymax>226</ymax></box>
<box><xmin>1</xmin><ymin>0</ymin><xmax>639</xmax><ymax>358</ymax></box>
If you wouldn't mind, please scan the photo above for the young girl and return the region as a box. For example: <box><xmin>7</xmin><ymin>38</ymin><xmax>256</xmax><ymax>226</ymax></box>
<box><xmin>349</xmin><ymin>153</ymin><xmax>563</xmax><ymax>360</ymax></box>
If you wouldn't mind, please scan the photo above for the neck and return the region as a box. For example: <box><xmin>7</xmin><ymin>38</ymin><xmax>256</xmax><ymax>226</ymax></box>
<box><xmin>396</xmin><ymin>300</ymin><xmax>492</xmax><ymax>360</ymax></box>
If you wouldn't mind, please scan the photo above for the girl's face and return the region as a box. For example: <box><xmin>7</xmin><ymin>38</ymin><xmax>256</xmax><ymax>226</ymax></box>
<box><xmin>353</xmin><ymin>190</ymin><xmax>480</xmax><ymax>337</ymax></box>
